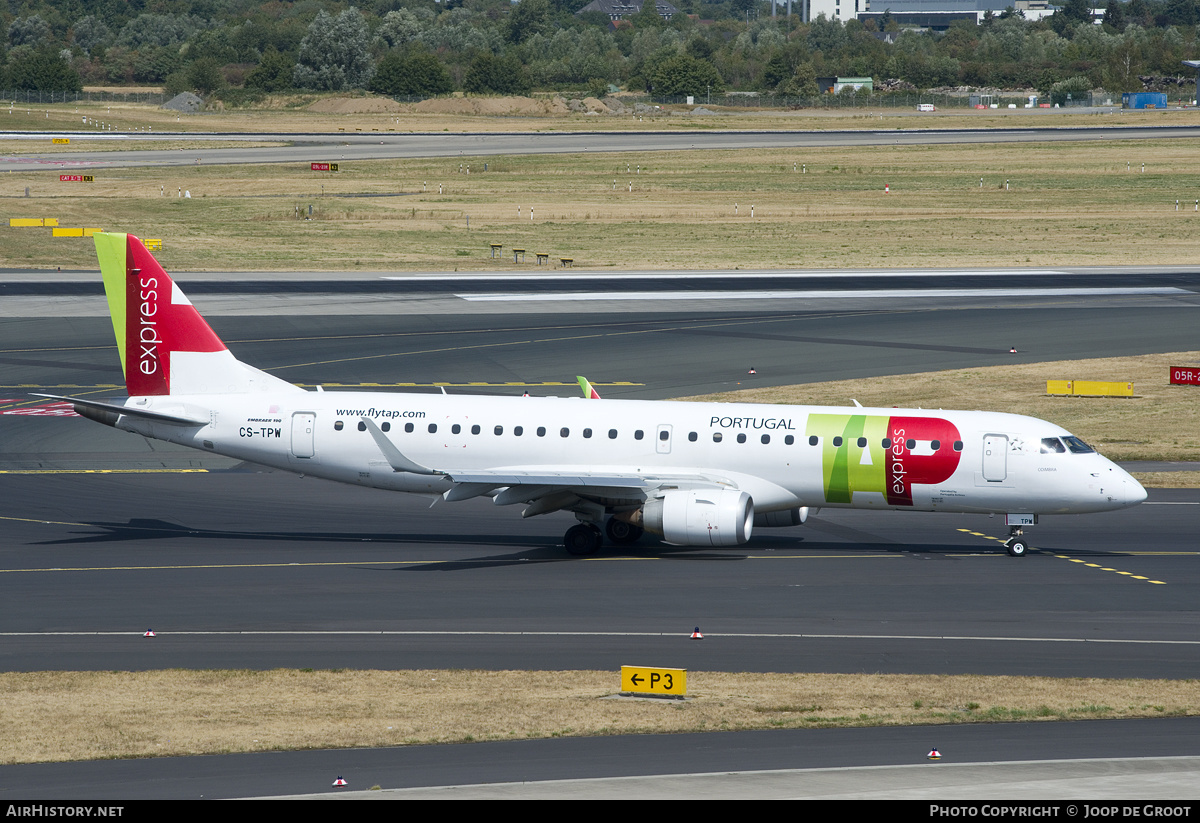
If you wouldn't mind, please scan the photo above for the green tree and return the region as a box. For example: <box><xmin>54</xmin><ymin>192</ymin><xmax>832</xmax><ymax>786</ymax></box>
<box><xmin>293</xmin><ymin>9</ymin><xmax>374</xmax><ymax>91</ymax></box>
<box><xmin>506</xmin><ymin>0</ymin><xmax>551</xmax><ymax>44</ymax></box>
<box><xmin>246</xmin><ymin>46</ymin><xmax>295</xmax><ymax>92</ymax></box>
<box><xmin>10</xmin><ymin>47</ymin><xmax>83</xmax><ymax>91</ymax></box>
<box><xmin>370</xmin><ymin>50</ymin><xmax>453</xmax><ymax>96</ymax></box>
<box><xmin>187</xmin><ymin>57</ymin><xmax>225</xmax><ymax>95</ymax></box>
<box><xmin>463</xmin><ymin>51</ymin><xmax>532</xmax><ymax>95</ymax></box>
<box><xmin>649</xmin><ymin>53</ymin><xmax>723</xmax><ymax>96</ymax></box>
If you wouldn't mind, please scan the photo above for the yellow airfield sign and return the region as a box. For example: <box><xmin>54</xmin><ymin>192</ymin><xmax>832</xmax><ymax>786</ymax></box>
<box><xmin>621</xmin><ymin>665</ymin><xmax>686</xmax><ymax>697</ymax></box>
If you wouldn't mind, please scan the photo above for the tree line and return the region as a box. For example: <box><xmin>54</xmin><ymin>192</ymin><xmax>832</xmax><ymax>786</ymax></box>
<box><xmin>2</xmin><ymin>0</ymin><xmax>1198</xmax><ymax>101</ymax></box>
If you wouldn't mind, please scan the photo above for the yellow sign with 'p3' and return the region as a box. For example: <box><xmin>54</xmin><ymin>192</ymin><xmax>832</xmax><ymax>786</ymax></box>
<box><xmin>621</xmin><ymin>666</ymin><xmax>686</xmax><ymax>697</ymax></box>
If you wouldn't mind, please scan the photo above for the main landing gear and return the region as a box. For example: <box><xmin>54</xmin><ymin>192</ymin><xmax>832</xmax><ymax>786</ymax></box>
<box><xmin>1005</xmin><ymin>526</ymin><xmax>1029</xmax><ymax>557</ymax></box>
<box><xmin>563</xmin><ymin>517</ymin><xmax>645</xmax><ymax>556</ymax></box>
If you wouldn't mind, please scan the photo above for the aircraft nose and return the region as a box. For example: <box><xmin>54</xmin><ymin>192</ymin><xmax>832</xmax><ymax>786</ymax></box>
<box><xmin>1125</xmin><ymin>474</ymin><xmax>1148</xmax><ymax>506</ymax></box>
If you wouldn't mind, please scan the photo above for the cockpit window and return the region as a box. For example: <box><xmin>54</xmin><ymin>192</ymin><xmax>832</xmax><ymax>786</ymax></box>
<box><xmin>1062</xmin><ymin>435</ymin><xmax>1095</xmax><ymax>454</ymax></box>
<box><xmin>1040</xmin><ymin>437</ymin><xmax>1066</xmax><ymax>454</ymax></box>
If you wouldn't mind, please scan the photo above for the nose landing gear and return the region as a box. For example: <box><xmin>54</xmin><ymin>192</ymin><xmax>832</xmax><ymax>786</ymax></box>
<box><xmin>1005</xmin><ymin>526</ymin><xmax>1029</xmax><ymax>557</ymax></box>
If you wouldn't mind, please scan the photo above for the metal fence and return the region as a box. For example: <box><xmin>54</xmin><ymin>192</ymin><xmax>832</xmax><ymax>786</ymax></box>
<box><xmin>641</xmin><ymin>90</ymin><xmax>1194</xmax><ymax>109</ymax></box>
<box><xmin>1</xmin><ymin>89</ymin><xmax>167</xmax><ymax>105</ymax></box>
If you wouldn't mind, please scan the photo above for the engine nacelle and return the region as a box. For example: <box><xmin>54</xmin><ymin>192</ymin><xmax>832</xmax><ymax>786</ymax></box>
<box><xmin>643</xmin><ymin>489</ymin><xmax>754</xmax><ymax>546</ymax></box>
<box><xmin>754</xmin><ymin>506</ymin><xmax>810</xmax><ymax>528</ymax></box>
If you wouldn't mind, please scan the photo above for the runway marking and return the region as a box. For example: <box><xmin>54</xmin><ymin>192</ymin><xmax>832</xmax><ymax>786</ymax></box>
<box><xmin>385</xmin><ymin>270</ymin><xmax>1069</xmax><ymax>281</ymax></box>
<box><xmin>266</xmin><ymin>311</ymin><xmax>903</xmax><ymax>372</ymax></box>
<box><xmin>955</xmin><ymin>528</ymin><xmax>1167</xmax><ymax>584</ymax></box>
<box><xmin>1</xmin><ymin>383</ymin><xmax>646</xmax><ymax>390</ymax></box>
<box><xmin>457</xmin><ymin>287</ymin><xmax>1189</xmax><ymax>302</ymax></box>
<box><xmin>0</xmin><ymin>469</ymin><xmax>208</xmax><ymax>474</ymax></box>
<box><xmin>1</xmin><ymin>630</ymin><xmax>1196</xmax><ymax>645</ymax></box>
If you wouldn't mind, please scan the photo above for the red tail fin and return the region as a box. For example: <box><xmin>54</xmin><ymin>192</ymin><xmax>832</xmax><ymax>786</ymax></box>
<box><xmin>122</xmin><ymin>237</ymin><xmax>226</xmax><ymax>395</ymax></box>
<box><xmin>97</xmin><ymin>232</ymin><xmax>306</xmax><ymax>397</ymax></box>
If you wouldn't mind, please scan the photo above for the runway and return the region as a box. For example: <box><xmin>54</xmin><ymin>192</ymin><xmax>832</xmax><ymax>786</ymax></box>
<box><xmin>7</xmin><ymin>124</ymin><xmax>1200</xmax><ymax>170</ymax></box>
<box><xmin>2</xmin><ymin>265</ymin><xmax>1198</xmax><ymax>797</ymax></box>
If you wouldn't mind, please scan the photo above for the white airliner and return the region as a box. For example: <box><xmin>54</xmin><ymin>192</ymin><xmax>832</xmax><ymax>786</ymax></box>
<box><xmin>43</xmin><ymin>233</ymin><xmax>1147</xmax><ymax>557</ymax></box>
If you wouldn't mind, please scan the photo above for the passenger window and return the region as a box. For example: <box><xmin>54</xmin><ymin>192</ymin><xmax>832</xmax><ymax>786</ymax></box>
<box><xmin>659</xmin><ymin>430</ymin><xmax>669</xmax><ymax>441</ymax></box>
<box><xmin>334</xmin><ymin>421</ymin><xmax>344</xmax><ymax>431</ymax></box>
<box><xmin>514</xmin><ymin>426</ymin><xmax>523</xmax><ymax>436</ymax></box>
<box><xmin>833</xmin><ymin>436</ymin><xmax>842</xmax><ymax>447</ymax></box>
<box><xmin>452</xmin><ymin>424</ymin><xmax>461</xmax><ymax>435</ymax></box>
<box><xmin>809</xmin><ymin>435</ymin><xmax>818</xmax><ymax>446</ymax></box>
<box><xmin>560</xmin><ymin>427</ymin><xmax>569</xmax><ymax>438</ymax></box>
<box><xmin>494</xmin><ymin>425</ymin><xmax>503</xmax><ymax>436</ymax></box>
<box><xmin>537</xmin><ymin>426</ymin><xmax>546</xmax><ymax>437</ymax></box>
<box><xmin>953</xmin><ymin>440</ymin><xmax>963</xmax><ymax>451</ymax></box>
<box><xmin>357</xmin><ymin>421</ymin><xmax>366</xmax><ymax>432</ymax></box>
<box><xmin>737</xmin><ymin>433</ymin><xmax>747</xmax><ymax>444</ymax></box>
<box><xmin>761</xmin><ymin>434</ymin><xmax>770</xmax><ymax>444</ymax></box>
<box><xmin>608</xmin><ymin>429</ymin><xmax>618</xmax><ymax>439</ymax></box>
<box><xmin>381</xmin><ymin>422</ymin><xmax>390</xmax><ymax>432</ymax></box>
<box><xmin>471</xmin><ymin>424</ymin><xmax>480</xmax><ymax>435</ymax></box>
<box><xmin>634</xmin><ymin>430</ymin><xmax>644</xmax><ymax>440</ymax></box>
<box><xmin>784</xmin><ymin>435</ymin><xmax>794</xmax><ymax>445</ymax></box>
<box><xmin>428</xmin><ymin>423</ymin><xmax>437</xmax><ymax>433</ymax></box>
<box><xmin>905</xmin><ymin>439</ymin><xmax>916</xmax><ymax>450</ymax></box>
<box><xmin>857</xmin><ymin>437</ymin><xmax>866</xmax><ymax>447</ymax></box>
<box><xmin>405</xmin><ymin>422</ymin><xmax>414</xmax><ymax>433</ymax></box>
<box><xmin>930</xmin><ymin>439</ymin><xmax>939</xmax><ymax>450</ymax></box>
<box><xmin>713</xmin><ymin>432</ymin><xmax>723</xmax><ymax>442</ymax></box>
<box><xmin>583</xmin><ymin>428</ymin><xmax>592</xmax><ymax>438</ymax></box>
<box><xmin>688</xmin><ymin>432</ymin><xmax>697</xmax><ymax>442</ymax></box>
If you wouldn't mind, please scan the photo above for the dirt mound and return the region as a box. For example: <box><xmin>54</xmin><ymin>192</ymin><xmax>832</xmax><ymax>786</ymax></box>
<box><xmin>409</xmin><ymin>96</ymin><xmax>560</xmax><ymax>116</ymax></box>
<box><xmin>304</xmin><ymin>97</ymin><xmax>407</xmax><ymax>114</ymax></box>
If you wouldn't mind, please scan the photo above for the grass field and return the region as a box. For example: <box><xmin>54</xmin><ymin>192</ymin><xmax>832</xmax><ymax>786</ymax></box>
<box><xmin>1</xmin><ymin>669</ymin><xmax>1196</xmax><ymax>764</ymax></box>
<box><xmin>7</xmin><ymin>109</ymin><xmax>1200</xmax><ymax>271</ymax></box>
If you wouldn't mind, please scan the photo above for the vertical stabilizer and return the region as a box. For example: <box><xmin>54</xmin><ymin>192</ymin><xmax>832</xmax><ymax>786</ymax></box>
<box><xmin>94</xmin><ymin>233</ymin><xmax>299</xmax><ymax>397</ymax></box>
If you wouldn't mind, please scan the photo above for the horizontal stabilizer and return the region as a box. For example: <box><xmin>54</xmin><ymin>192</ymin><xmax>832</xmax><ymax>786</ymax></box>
<box><xmin>33</xmin><ymin>394</ymin><xmax>208</xmax><ymax>426</ymax></box>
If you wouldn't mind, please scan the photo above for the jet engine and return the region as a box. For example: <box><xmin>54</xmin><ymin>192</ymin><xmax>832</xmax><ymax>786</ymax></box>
<box><xmin>641</xmin><ymin>489</ymin><xmax>753</xmax><ymax>546</ymax></box>
<box><xmin>753</xmin><ymin>506</ymin><xmax>813</xmax><ymax>527</ymax></box>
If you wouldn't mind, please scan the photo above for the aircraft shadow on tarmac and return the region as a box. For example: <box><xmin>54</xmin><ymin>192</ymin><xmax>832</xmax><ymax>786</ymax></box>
<box><xmin>29</xmin><ymin>516</ymin><xmax>1047</xmax><ymax>569</ymax></box>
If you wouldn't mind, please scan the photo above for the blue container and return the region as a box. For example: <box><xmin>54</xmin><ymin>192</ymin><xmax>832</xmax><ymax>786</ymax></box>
<box><xmin>1123</xmin><ymin>92</ymin><xmax>1168</xmax><ymax>109</ymax></box>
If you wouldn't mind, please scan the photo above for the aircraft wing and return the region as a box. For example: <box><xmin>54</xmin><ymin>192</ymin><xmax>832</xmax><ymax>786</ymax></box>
<box><xmin>359</xmin><ymin>416</ymin><xmax>733</xmax><ymax>513</ymax></box>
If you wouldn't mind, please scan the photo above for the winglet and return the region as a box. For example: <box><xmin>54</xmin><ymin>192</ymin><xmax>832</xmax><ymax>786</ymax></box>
<box><xmin>360</xmin><ymin>417</ymin><xmax>440</xmax><ymax>475</ymax></box>
<box><xmin>576</xmin><ymin>376</ymin><xmax>601</xmax><ymax>399</ymax></box>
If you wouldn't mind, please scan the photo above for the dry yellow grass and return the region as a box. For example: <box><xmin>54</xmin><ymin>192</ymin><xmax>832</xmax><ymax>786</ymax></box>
<box><xmin>1</xmin><ymin>669</ymin><xmax>1195</xmax><ymax>764</ymax></box>
<box><xmin>11</xmin><ymin>93</ymin><xmax>1200</xmax><ymax>134</ymax></box>
<box><xmin>682</xmin><ymin>351</ymin><xmax>1200</xmax><ymax>463</ymax></box>
<box><xmin>7</xmin><ymin>114</ymin><xmax>1200</xmax><ymax>271</ymax></box>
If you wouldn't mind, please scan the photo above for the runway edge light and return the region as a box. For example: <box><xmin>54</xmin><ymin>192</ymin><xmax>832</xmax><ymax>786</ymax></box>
<box><xmin>927</xmin><ymin>748</ymin><xmax>941</xmax><ymax>760</ymax></box>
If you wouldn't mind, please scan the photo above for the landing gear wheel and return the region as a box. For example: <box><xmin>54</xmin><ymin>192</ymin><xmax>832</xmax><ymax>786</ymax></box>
<box><xmin>605</xmin><ymin>517</ymin><xmax>644</xmax><ymax>545</ymax></box>
<box><xmin>564</xmin><ymin>523</ymin><xmax>603</xmax><ymax>556</ymax></box>
<box><xmin>1005</xmin><ymin>538</ymin><xmax>1028</xmax><ymax>557</ymax></box>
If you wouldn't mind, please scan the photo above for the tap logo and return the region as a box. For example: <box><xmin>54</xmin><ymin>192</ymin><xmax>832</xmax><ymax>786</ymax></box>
<box><xmin>806</xmin><ymin>414</ymin><xmax>962</xmax><ymax>506</ymax></box>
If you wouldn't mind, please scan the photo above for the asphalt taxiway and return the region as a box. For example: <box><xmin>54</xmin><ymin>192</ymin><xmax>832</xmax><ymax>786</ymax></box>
<box><xmin>1</xmin><ymin>267</ymin><xmax>1197</xmax><ymax>798</ymax></box>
